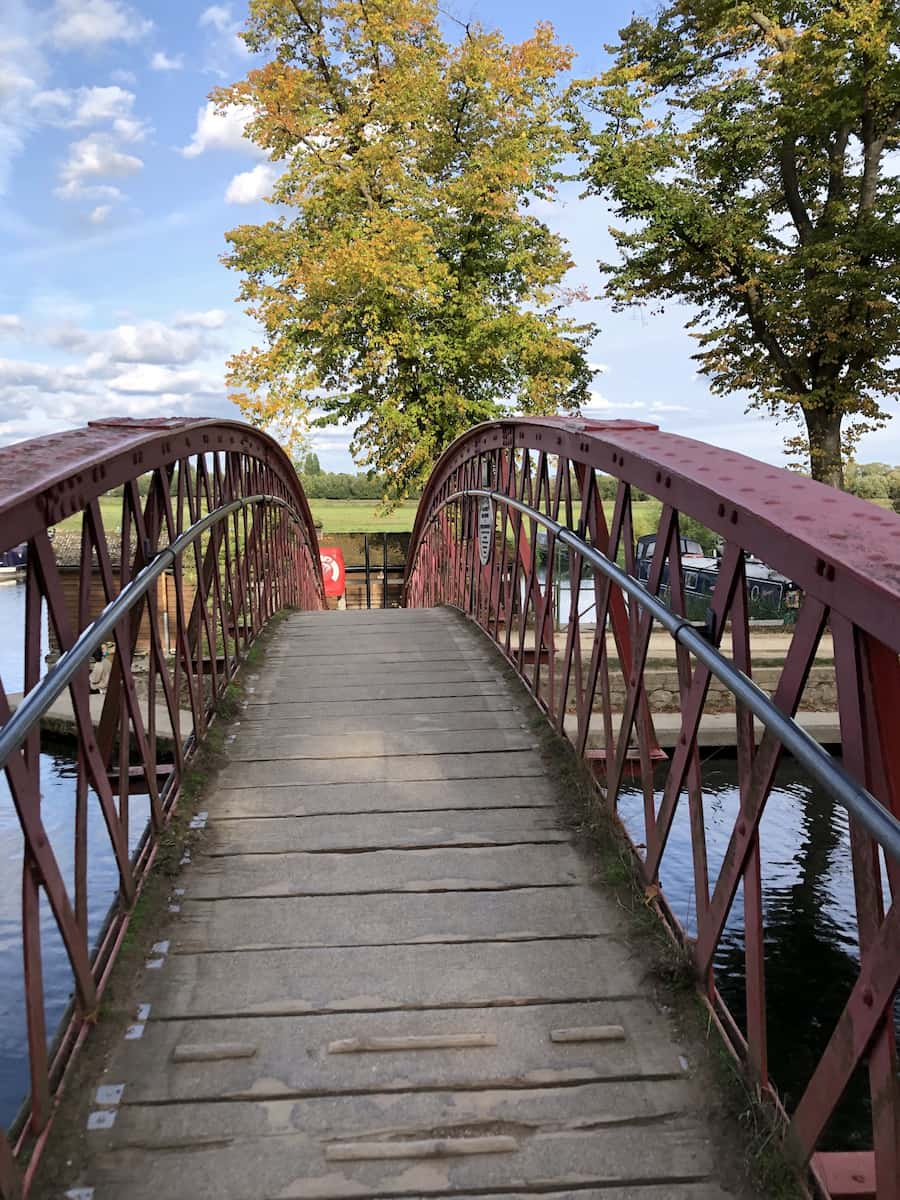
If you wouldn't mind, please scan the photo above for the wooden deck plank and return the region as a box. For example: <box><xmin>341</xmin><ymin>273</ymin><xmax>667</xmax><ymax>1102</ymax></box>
<box><xmin>172</xmin><ymin>887</ymin><xmax>624</xmax><ymax>952</ymax></box>
<box><xmin>134</xmin><ymin>937</ymin><xmax>646</xmax><ymax>1020</ymax></box>
<box><xmin>223</xmin><ymin>728</ymin><xmax>536</xmax><ymax>761</ymax></box>
<box><xmin>202</xmin><ymin>807</ymin><xmax>568</xmax><ymax>854</ymax></box>
<box><xmin>95</xmin><ymin>1001</ymin><xmax>684</xmax><ymax>1104</ymax></box>
<box><xmin>210</xmin><ymin>777</ymin><xmax>558</xmax><ymax>818</ymax></box>
<box><xmin>185</xmin><ymin>843</ymin><xmax>589</xmax><ymax>898</ymax></box>
<box><xmin>70</xmin><ymin>1087</ymin><xmax>722</xmax><ymax>1200</ymax></box>
<box><xmin>215</xmin><ymin>750</ymin><xmax>545</xmax><ymax>789</ymax></box>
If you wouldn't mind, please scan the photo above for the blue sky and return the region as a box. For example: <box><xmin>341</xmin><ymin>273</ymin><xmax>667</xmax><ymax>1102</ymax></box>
<box><xmin>1</xmin><ymin>0</ymin><xmax>898</xmax><ymax>469</ymax></box>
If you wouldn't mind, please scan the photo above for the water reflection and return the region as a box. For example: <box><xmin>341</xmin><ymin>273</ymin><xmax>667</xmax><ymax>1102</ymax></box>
<box><xmin>0</xmin><ymin>750</ymin><xmax>149</xmax><ymax>1131</ymax></box>
<box><xmin>0</xmin><ymin>578</ymin><xmax>47</xmax><ymax>693</ymax></box>
<box><xmin>617</xmin><ymin>759</ymin><xmax>895</xmax><ymax>1150</ymax></box>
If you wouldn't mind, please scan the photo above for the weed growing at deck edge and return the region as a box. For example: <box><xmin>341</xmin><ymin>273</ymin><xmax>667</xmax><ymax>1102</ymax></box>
<box><xmin>525</xmin><ymin>705</ymin><xmax>806</xmax><ymax>1200</ymax></box>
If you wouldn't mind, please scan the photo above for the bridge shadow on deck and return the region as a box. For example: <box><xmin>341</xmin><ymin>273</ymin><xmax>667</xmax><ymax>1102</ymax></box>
<box><xmin>55</xmin><ymin>608</ymin><xmax>756</xmax><ymax>1200</ymax></box>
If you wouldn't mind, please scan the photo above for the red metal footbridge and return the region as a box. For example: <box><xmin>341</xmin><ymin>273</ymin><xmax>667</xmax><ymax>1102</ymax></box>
<box><xmin>0</xmin><ymin>416</ymin><xmax>897</xmax><ymax>1200</ymax></box>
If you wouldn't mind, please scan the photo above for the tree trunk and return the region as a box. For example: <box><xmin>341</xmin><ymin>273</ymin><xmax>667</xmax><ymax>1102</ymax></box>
<box><xmin>803</xmin><ymin>405</ymin><xmax>844</xmax><ymax>488</ymax></box>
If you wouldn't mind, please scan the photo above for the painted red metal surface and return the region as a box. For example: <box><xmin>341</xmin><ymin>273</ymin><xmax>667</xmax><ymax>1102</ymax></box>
<box><xmin>0</xmin><ymin>418</ymin><xmax>323</xmax><ymax>1197</ymax></box>
<box><xmin>404</xmin><ymin>416</ymin><xmax>900</xmax><ymax>1200</ymax></box>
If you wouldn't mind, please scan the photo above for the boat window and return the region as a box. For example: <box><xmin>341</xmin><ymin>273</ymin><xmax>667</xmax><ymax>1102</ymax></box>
<box><xmin>684</xmin><ymin>571</ymin><xmax>698</xmax><ymax>591</ymax></box>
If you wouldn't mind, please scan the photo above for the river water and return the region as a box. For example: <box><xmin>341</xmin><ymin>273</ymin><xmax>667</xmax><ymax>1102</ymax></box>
<box><xmin>0</xmin><ymin>583</ymin><xmax>893</xmax><ymax>1149</ymax></box>
<box><xmin>0</xmin><ymin>580</ymin><xmax>149</xmax><ymax>1131</ymax></box>
<box><xmin>616</xmin><ymin>758</ymin><xmax>889</xmax><ymax>1150</ymax></box>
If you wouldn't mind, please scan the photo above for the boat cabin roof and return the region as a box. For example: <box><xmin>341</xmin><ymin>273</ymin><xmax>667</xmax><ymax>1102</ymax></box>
<box><xmin>635</xmin><ymin>533</ymin><xmax>704</xmax><ymax>559</ymax></box>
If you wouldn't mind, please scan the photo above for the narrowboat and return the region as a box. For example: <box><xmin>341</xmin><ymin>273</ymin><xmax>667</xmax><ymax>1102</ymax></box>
<box><xmin>0</xmin><ymin>543</ymin><xmax>26</xmax><ymax>580</ymax></box>
<box><xmin>635</xmin><ymin>534</ymin><xmax>801</xmax><ymax>621</ymax></box>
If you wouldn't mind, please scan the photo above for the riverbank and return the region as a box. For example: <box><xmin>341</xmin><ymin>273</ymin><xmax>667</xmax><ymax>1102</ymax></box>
<box><xmin>7</xmin><ymin>691</ymin><xmax>190</xmax><ymax>749</ymax></box>
<box><xmin>9</xmin><ymin>688</ymin><xmax>840</xmax><ymax>751</ymax></box>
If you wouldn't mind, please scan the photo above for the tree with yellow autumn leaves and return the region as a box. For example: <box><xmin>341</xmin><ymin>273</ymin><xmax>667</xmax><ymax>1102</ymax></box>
<box><xmin>218</xmin><ymin>0</ymin><xmax>594</xmax><ymax>500</ymax></box>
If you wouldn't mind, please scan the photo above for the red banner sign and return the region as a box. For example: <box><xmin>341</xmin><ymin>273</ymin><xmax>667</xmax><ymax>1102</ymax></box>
<box><xmin>319</xmin><ymin>546</ymin><xmax>346</xmax><ymax>597</ymax></box>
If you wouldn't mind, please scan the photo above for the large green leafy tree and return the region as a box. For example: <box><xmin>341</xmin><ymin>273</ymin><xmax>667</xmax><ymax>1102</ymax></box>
<box><xmin>571</xmin><ymin>1</ymin><xmax>900</xmax><ymax>486</ymax></box>
<box><xmin>219</xmin><ymin>0</ymin><xmax>594</xmax><ymax>500</ymax></box>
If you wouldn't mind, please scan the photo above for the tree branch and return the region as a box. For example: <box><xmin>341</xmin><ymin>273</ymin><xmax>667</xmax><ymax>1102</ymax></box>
<box><xmin>357</xmin><ymin>0</ymin><xmax>383</xmax><ymax>79</ymax></box>
<box><xmin>288</xmin><ymin>0</ymin><xmax>348</xmax><ymax>114</ymax></box>
<box><xmin>667</xmin><ymin>213</ymin><xmax>807</xmax><ymax>393</ymax></box>
<box><xmin>748</xmin><ymin>10</ymin><xmax>791</xmax><ymax>53</ymax></box>
<box><xmin>779</xmin><ymin>134</ymin><xmax>812</xmax><ymax>242</ymax></box>
<box><xmin>822</xmin><ymin>123</ymin><xmax>851</xmax><ymax>220</ymax></box>
<box><xmin>739</xmin><ymin>277</ymin><xmax>807</xmax><ymax>394</ymax></box>
<box><xmin>451</xmin><ymin>84</ymin><xmax>472</xmax><ymax>145</ymax></box>
<box><xmin>859</xmin><ymin>109</ymin><xmax>887</xmax><ymax>216</ymax></box>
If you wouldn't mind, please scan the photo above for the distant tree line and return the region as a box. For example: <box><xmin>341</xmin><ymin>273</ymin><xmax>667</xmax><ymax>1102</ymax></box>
<box><xmin>843</xmin><ymin>463</ymin><xmax>900</xmax><ymax>507</ymax></box>
<box><xmin>295</xmin><ymin>453</ymin><xmax>417</xmax><ymax>501</ymax></box>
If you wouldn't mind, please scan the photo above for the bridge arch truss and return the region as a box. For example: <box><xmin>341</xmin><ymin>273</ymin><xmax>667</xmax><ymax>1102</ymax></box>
<box><xmin>405</xmin><ymin>416</ymin><xmax>900</xmax><ymax>1199</ymax></box>
<box><xmin>0</xmin><ymin>418</ymin><xmax>323</xmax><ymax>1199</ymax></box>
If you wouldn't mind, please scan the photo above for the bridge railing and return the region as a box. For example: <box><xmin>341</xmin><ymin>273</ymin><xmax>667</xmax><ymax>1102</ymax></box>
<box><xmin>0</xmin><ymin>418</ymin><xmax>323</xmax><ymax>1199</ymax></box>
<box><xmin>404</xmin><ymin>416</ymin><xmax>900</xmax><ymax>1200</ymax></box>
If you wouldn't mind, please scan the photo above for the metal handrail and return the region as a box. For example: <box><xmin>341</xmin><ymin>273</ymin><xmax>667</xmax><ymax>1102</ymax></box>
<box><xmin>419</xmin><ymin>486</ymin><xmax>900</xmax><ymax>864</ymax></box>
<box><xmin>0</xmin><ymin>493</ymin><xmax>314</xmax><ymax>769</ymax></box>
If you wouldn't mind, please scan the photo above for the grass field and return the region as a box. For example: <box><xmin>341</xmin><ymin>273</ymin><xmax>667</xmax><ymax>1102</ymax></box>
<box><xmin>56</xmin><ymin>496</ymin><xmax>128</xmax><ymax>534</ymax></box>
<box><xmin>312</xmin><ymin>499</ymin><xmax>668</xmax><ymax>536</ymax></box>
<box><xmin>53</xmin><ymin>496</ymin><xmax>683</xmax><ymax>538</ymax></box>
<box><xmin>53</xmin><ymin>495</ymin><xmax>420</xmax><ymax>535</ymax></box>
<box><xmin>54</xmin><ymin>492</ymin><xmax>895</xmax><ymax>540</ymax></box>
<box><xmin>311</xmin><ymin>498</ymin><xmax>420</xmax><ymax>533</ymax></box>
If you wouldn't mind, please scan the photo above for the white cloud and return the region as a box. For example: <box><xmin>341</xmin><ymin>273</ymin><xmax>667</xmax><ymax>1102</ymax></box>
<box><xmin>197</xmin><ymin>3</ymin><xmax>250</xmax><ymax>74</ymax></box>
<box><xmin>89</xmin><ymin>204</ymin><xmax>112</xmax><ymax>224</ymax></box>
<box><xmin>650</xmin><ymin>401</ymin><xmax>692</xmax><ymax>414</ymax></box>
<box><xmin>199</xmin><ymin>5</ymin><xmax>233</xmax><ymax>33</ymax></box>
<box><xmin>0</xmin><ymin>315</ymin><xmax>24</xmax><ymax>335</ymax></box>
<box><xmin>45</xmin><ymin>315</ymin><xmax>225</xmax><ymax>369</ymax></box>
<box><xmin>0</xmin><ymin>62</ymin><xmax>36</xmax><ymax>107</ymax></box>
<box><xmin>182</xmin><ymin>101</ymin><xmax>262</xmax><ymax>158</ymax></box>
<box><xmin>30</xmin><ymin>88</ymin><xmax>71</xmax><ymax>119</ymax></box>
<box><xmin>108</xmin><ymin>364</ymin><xmax>221</xmax><ymax>395</ymax></box>
<box><xmin>0</xmin><ymin>357</ymin><xmax>86</xmax><ymax>392</ymax></box>
<box><xmin>150</xmin><ymin>50</ymin><xmax>184</xmax><ymax>71</ymax></box>
<box><xmin>50</xmin><ymin>0</ymin><xmax>153</xmax><ymax>50</ymax></box>
<box><xmin>0</xmin><ymin>1</ymin><xmax>46</xmax><ymax>193</ymax></box>
<box><xmin>112</xmin><ymin>115</ymin><xmax>148</xmax><ymax>142</ymax></box>
<box><xmin>582</xmin><ymin>392</ymin><xmax>646</xmax><ymax>413</ymax></box>
<box><xmin>174</xmin><ymin>310</ymin><xmax>227</xmax><ymax>329</ymax></box>
<box><xmin>73</xmin><ymin>85</ymin><xmax>133</xmax><ymax>122</ymax></box>
<box><xmin>0</xmin><ymin>390</ymin><xmax>222</xmax><ymax>446</ymax></box>
<box><xmin>57</xmin><ymin>133</ymin><xmax>142</xmax><ymax>200</ymax></box>
<box><xmin>30</xmin><ymin>85</ymin><xmax>150</xmax><ymax>142</ymax></box>
<box><xmin>106</xmin><ymin>321</ymin><xmax>205</xmax><ymax>365</ymax></box>
<box><xmin>57</xmin><ymin>180</ymin><xmax>123</xmax><ymax>202</ymax></box>
<box><xmin>587</xmin><ymin>361</ymin><xmax>609</xmax><ymax>376</ymax></box>
<box><xmin>225</xmin><ymin>162</ymin><xmax>278</xmax><ymax>204</ymax></box>
<box><xmin>0</xmin><ymin>309</ymin><xmax>236</xmax><ymax>444</ymax></box>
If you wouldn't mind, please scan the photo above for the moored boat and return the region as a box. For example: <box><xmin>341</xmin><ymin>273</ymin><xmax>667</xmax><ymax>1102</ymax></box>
<box><xmin>0</xmin><ymin>543</ymin><xmax>27</xmax><ymax>580</ymax></box>
<box><xmin>635</xmin><ymin>533</ymin><xmax>800</xmax><ymax>620</ymax></box>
